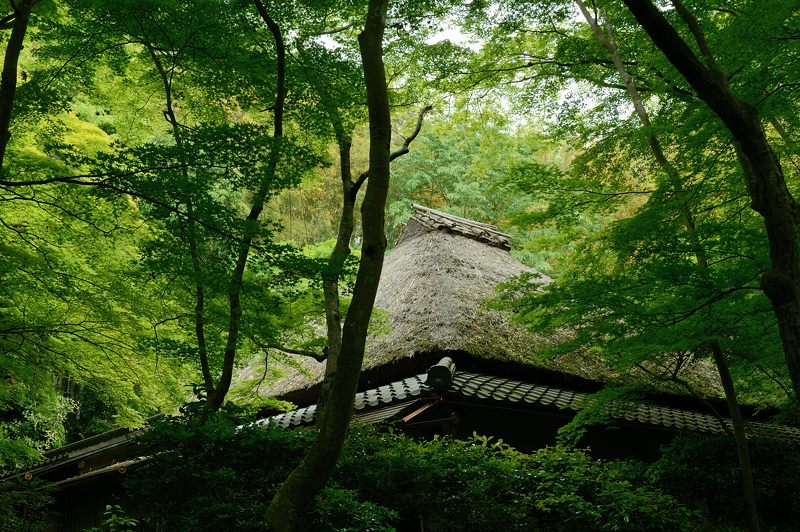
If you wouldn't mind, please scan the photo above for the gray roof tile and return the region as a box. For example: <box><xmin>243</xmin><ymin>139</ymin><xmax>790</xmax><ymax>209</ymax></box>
<box><xmin>448</xmin><ymin>371</ymin><xmax>800</xmax><ymax>444</ymax></box>
<box><xmin>266</xmin><ymin>375</ymin><xmax>426</xmax><ymax>429</ymax></box>
<box><xmin>264</xmin><ymin>370</ymin><xmax>800</xmax><ymax>445</ymax></box>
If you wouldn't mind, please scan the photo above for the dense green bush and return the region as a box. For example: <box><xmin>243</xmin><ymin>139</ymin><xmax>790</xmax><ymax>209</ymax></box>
<box><xmin>124</xmin><ymin>408</ymin><xmax>697</xmax><ymax>531</ymax></box>
<box><xmin>124</xmin><ymin>405</ymin><xmax>316</xmax><ymax>531</ymax></box>
<box><xmin>125</xmin><ymin>404</ymin><xmax>396</xmax><ymax>531</ymax></box>
<box><xmin>649</xmin><ymin>432</ymin><xmax>800</xmax><ymax>530</ymax></box>
<box><xmin>337</xmin><ymin>429</ymin><xmax>695</xmax><ymax>531</ymax></box>
<box><xmin>311</xmin><ymin>488</ymin><xmax>398</xmax><ymax>532</ymax></box>
<box><xmin>0</xmin><ymin>476</ymin><xmax>55</xmax><ymax>531</ymax></box>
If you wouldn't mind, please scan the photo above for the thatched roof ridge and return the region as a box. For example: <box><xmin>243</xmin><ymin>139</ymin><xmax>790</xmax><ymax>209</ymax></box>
<box><xmin>404</xmin><ymin>203</ymin><xmax>512</xmax><ymax>250</ymax></box>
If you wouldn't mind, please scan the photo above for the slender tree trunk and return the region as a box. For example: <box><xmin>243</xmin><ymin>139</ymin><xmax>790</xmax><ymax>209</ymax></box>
<box><xmin>770</xmin><ymin>118</ymin><xmax>800</xmax><ymax>156</ymax></box>
<box><xmin>316</xmin><ymin>130</ymin><xmax>354</xmax><ymax>429</ymax></box>
<box><xmin>264</xmin><ymin>1</ymin><xmax>391</xmax><ymax>529</ymax></box>
<box><xmin>293</xmin><ymin>49</ymin><xmax>357</xmax><ymax>375</ymax></box>
<box><xmin>0</xmin><ymin>0</ymin><xmax>34</xmax><ymax>172</ymax></box>
<box><xmin>203</xmin><ymin>0</ymin><xmax>288</xmax><ymax>413</ymax></box>
<box><xmin>577</xmin><ymin>4</ymin><xmax>761</xmax><ymax>529</ymax></box>
<box><xmin>187</xmin><ymin>205</ymin><xmax>214</xmax><ymax>393</ymax></box>
<box><xmin>144</xmin><ymin>2</ymin><xmax>287</xmax><ymax>413</ymax></box>
<box><xmin>708</xmin><ymin>343</ymin><xmax>759</xmax><ymax>530</ymax></box>
<box><xmin>144</xmin><ymin>45</ymin><xmax>216</xmax><ymax>397</ymax></box>
<box><xmin>324</xmin><ymin>132</ymin><xmax>355</xmax><ymax>354</ymax></box>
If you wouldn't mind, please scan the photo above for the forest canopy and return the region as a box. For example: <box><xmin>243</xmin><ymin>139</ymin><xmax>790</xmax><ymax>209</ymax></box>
<box><xmin>1</xmin><ymin>0</ymin><xmax>799</xmax><ymax>530</ymax></box>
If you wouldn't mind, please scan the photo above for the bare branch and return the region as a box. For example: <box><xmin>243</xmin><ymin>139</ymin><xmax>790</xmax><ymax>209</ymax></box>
<box><xmin>311</xmin><ymin>22</ymin><xmax>354</xmax><ymax>37</ymax></box>
<box><xmin>756</xmin><ymin>364</ymin><xmax>794</xmax><ymax>401</ymax></box>
<box><xmin>352</xmin><ymin>104</ymin><xmax>432</xmax><ymax>195</ymax></box>
<box><xmin>635</xmin><ymin>360</ymin><xmax>732</xmax><ymax>434</ymax></box>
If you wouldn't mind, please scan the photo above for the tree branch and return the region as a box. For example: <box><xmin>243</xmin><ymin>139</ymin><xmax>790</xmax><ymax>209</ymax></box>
<box><xmin>351</xmin><ymin>104</ymin><xmax>432</xmax><ymax>196</ymax></box>
<box><xmin>265</xmin><ymin>343</ymin><xmax>327</xmax><ymax>363</ymax></box>
<box><xmin>755</xmin><ymin>363</ymin><xmax>794</xmax><ymax>401</ymax></box>
<box><xmin>670</xmin><ymin>0</ymin><xmax>719</xmax><ymax>73</ymax></box>
<box><xmin>635</xmin><ymin>360</ymin><xmax>731</xmax><ymax>434</ymax></box>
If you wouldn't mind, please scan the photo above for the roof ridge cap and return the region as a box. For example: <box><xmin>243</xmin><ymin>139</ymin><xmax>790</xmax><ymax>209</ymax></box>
<box><xmin>411</xmin><ymin>203</ymin><xmax>511</xmax><ymax>237</ymax></box>
<box><xmin>409</xmin><ymin>204</ymin><xmax>512</xmax><ymax>250</ymax></box>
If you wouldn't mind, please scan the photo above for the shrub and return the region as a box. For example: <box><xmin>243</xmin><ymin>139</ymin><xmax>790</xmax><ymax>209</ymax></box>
<box><xmin>310</xmin><ymin>488</ymin><xmax>397</xmax><ymax>532</ymax></box>
<box><xmin>337</xmin><ymin>428</ymin><xmax>696</xmax><ymax>531</ymax></box>
<box><xmin>124</xmin><ymin>411</ymin><xmax>697</xmax><ymax>531</ymax></box>
<box><xmin>124</xmin><ymin>404</ymin><xmax>317</xmax><ymax>531</ymax></box>
<box><xmin>649</xmin><ymin>432</ymin><xmax>800</xmax><ymax>530</ymax></box>
<box><xmin>336</xmin><ymin>430</ymin><xmax>532</xmax><ymax>531</ymax></box>
<box><xmin>0</xmin><ymin>476</ymin><xmax>55</xmax><ymax>531</ymax></box>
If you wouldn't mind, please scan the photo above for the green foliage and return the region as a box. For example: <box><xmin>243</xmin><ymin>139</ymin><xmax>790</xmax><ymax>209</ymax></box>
<box><xmin>124</xmin><ymin>405</ymin><xmax>316</xmax><ymax>530</ymax></box>
<box><xmin>3</xmin><ymin>4</ymin><xmax>799</xmax><ymax>530</ymax></box>
<box><xmin>484</xmin><ymin>0</ymin><xmax>799</xmax><ymax>406</ymax></box>
<box><xmin>0</xmin><ymin>21</ymin><xmax>193</xmax><ymax>459</ymax></box>
<box><xmin>650</xmin><ymin>433</ymin><xmax>800</xmax><ymax>530</ymax></box>
<box><xmin>337</xmin><ymin>428</ymin><xmax>696</xmax><ymax>531</ymax></box>
<box><xmin>124</xmin><ymin>415</ymin><xmax>696</xmax><ymax>531</ymax></box>
<box><xmin>0</xmin><ymin>476</ymin><xmax>55</xmax><ymax>531</ymax></box>
<box><xmin>0</xmin><ymin>153</ymin><xmax>188</xmax><ymax>467</ymax></box>
<box><xmin>385</xmin><ymin>109</ymin><xmax>578</xmax><ymax>273</ymax></box>
<box><xmin>387</xmin><ymin>111</ymin><xmax>554</xmax><ymax>235</ymax></box>
<box><xmin>556</xmin><ymin>386</ymin><xmax>641</xmax><ymax>446</ymax></box>
<box><xmin>0</xmin><ymin>366</ymin><xmax>74</xmax><ymax>469</ymax></box>
<box><xmin>336</xmin><ymin>429</ymin><xmax>532</xmax><ymax>530</ymax></box>
<box><xmin>772</xmin><ymin>401</ymin><xmax>800</xmax><ymax>427</ymax></box>
<box><xmin>311</xmin><ymin>488</ymin><xmax>398</xmax><ymax>532</ymax></box>
<box><xmin>87</xmin><ymin>505</ymin><xmax>139</xmax><ymax>532</ymax></box>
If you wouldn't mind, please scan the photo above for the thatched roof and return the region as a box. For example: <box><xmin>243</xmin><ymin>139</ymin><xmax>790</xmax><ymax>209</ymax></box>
<box><xmin>367</xmin><ymin>204</ymin><xmax>552</xmax><ymax>367</ymax></box>
<box><xmin>242</xmin><ymin>204</ymin><xmax>721</xmax><ymax>404</ymax></box>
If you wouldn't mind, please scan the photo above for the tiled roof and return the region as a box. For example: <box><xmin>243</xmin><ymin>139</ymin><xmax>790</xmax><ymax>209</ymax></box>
<box><xmin>22</xmin><ymin>368</ymin><xmax>798</xmax><ymax>483</ymax></box>
<box><xmin>8</xmin><ymin>367</ymin><xmax>796</xmax><ymax>495</ymax></box>
<box><xmin>264</xmin><ymin>375</ymin><xmax>428</xmax><ymax>428</ymax></box>
<box><xmin>264</xmin><ymin>370</ymin><xmax>800</xmax><ymax>445</ymax></box>
<box><xmin>53</xmin><ymin>457</ymin><xmax>142</xmax><ymax>487</ymax></box>
<box><xmin>33</xmin><ymin>434</ymin><xmax>132</xmax><ymax>474</ymax></box>
<box><xmin>452</xmin><ymin>371</ymin><xmax>800</xmax><ymax>443</ymax></box>
<box><xmin>0</xmin><ymin>415</ymin><xmax>165</xmax><ymax>481</ymax></box>
<box><xmin>453</xmin><ymin>372</ymin><xmax>583</xmax><ymax>407</ymax></box>
<box><xmin>1</xmin><ymin>432</ymin><xmax>134</xmax><ymax>480</ymax></box>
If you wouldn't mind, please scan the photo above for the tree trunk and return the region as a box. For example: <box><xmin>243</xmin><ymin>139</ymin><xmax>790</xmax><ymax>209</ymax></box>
<box><xmin>264</xmin><ymin>1</ymin><xmax>391</xmax><ymax>529</ymax></box>
<box><xmin>709</xmin><ymin>343</ymin><xmax>760</xmax><ymax>532</ymax></box>
<box><xmin>201</xmin><ymin>0</ymin><xmax>289</xmax><ymax>413</ymax></box>
<box><xmin>144</xmin><ymin>1</ymin><xmax>287</xmax><ymax>414</ymax></box>
<box><xmin>623</xmin><ymin>0</ymin><xmax>800</xmax><ymax>410</ymax></box>
<box><xmin>618</xmin><ymin>2</ymin><xmax>788</xmax><ymax>529</ymax></box>
<box><xmin>144</xmin><ymin>44</ymin><xmax>216</xmax><ymax>400</ymax></box>
<box><xmin>577</xmin><ymin>4</ymin><xmax>761</xmax><ymax>529</ymax></box>
<box><xmin>316</xmin><ymin>130</ymin><xmax>354</xmax><ymax>430</ymax></box>
<box><xmin>0</xmin><ymin>0</ymin><xmax>34</xmax><ymax>172</ymax></box>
